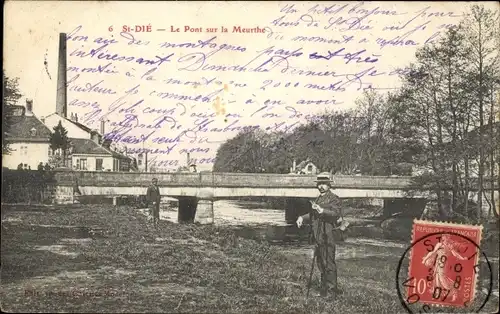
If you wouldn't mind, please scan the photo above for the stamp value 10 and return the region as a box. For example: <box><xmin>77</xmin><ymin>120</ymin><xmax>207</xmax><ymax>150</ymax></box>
<box><xmin>396</xmin><ymin>219</ymin><xmax>493</xmax><ymax>313</ymax></box>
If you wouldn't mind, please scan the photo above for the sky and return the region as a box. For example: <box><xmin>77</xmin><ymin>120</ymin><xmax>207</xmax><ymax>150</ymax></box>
<box><xmin>4</xmin><ymin>1</ymin><xmax>497</xmax><ymax>171</ymax></box>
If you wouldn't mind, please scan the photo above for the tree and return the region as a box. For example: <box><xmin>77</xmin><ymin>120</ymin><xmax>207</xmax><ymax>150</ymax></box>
<box><xmin>354</xmin><ymin>90</ymin><xmax>394</xmax><ymax>175</ymax></box>
<box><xmin>460</xmin><ymin>4</ymin><xmax>500</xmax><ymax>220</ymax></box>
<box><xmin>49</xmin><ymin>121</ymin><xmax>71</xmax><ymax>167</ymax></box>
<box><xmin>2</xmin><ymin>71</ymin><xmax>23</xmax><ymax>154</ymax></box>
<box><xmin>395</xmin><ymin>25</ymin><xmax>471</xmax><ymax>218</ymax></box>
<box><xmin>318</xmin><ymin>110</ymin><xmax>363</xmax><ymax>174</ymax></box>
<box><xmin>213</xmin><ymin>129</ymin><xmax>269</xmax><ymax>173</ymax></box>
<box><xmin>390</xmin><ymin>5</ymin><xmax>499</xmax><ymax>221</ymax></box>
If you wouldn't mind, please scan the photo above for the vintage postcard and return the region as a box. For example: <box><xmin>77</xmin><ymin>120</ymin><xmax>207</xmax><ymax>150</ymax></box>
<box><xmin>2</xmin><ymin>1</ymin><xmax>499</xmax><ymax>313</ymax></box>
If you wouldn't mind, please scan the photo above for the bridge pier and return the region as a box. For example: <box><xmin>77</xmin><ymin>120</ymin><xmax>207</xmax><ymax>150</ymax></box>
<box><xmin>194</xmin><ymin>189</ymin><xmax>215</xmax><ymax>225</ymax></box>
<box><xmin>285</xmin><ymin>198</ymin><xmax>311</xmax><ymax>224</ymax></box>
<box><xmin>178</xmin><ymin>197</ymin><xmax>197</xmax><ymax>223</ymax></box>
<box><xmin>383</xmin><ymin>199</ymin><xmax>427</xmax><ymax>218</ymax></box>
<box><xmin>177</xmin><ymin>190</ymin><xmax>215</xmax><ymax>224</ymax></box>
<box><xmin>194</xmin><ymin>199</ymin><xmax>214</xmax><ymax>224</ymax></box>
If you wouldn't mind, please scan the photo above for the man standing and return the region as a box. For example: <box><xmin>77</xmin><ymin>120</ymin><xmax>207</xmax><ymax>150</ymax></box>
<box><xmin>146</xmin><ymin>178</ymin><xmax>161</xmax><ymax>227</ymax></box>
<box><xmin>296</xmin><ymin>172</ymin><xmax>344</xmax><ymax>299</ymax></box>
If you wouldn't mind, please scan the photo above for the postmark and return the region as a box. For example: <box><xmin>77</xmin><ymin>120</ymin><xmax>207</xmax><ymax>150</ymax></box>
<box><xmin>396</xmin><ymin>219</ymin><xmax>493</xmax><ymax>313</ymax></box>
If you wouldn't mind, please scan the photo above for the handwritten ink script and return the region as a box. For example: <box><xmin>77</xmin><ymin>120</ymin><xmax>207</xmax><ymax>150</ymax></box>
<box><xmin>57</xmin><ymin>2</ymin><xmax>464</xmax><ymax>170</ymax></box>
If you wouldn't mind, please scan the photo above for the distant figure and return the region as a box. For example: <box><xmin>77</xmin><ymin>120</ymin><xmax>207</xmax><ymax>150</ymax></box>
<box><xmin>146</xmin><ymin>178</ymin><xmax>161</xmax><ymax>228</ymax></box>
<box><xmin>189</xmin><ymin>164</ymin><xmax>197</xmax><ymax>173</ymax></box>
<box><xmin>23</xmin><ymin>164</ymin><xmax>28</xmax><ymax>170</ymax></box>
<box><xmin>38</xmin><ymin>162</ymin><xmax>44</xmax><ymax>171</ymax></box>
<box><xmin>17</xmin><ymin>163</ymin><xmax>23</xmax><ymax>170</ymax></box>
<box><xmin>44</xmin><ymin>163</ymin><xmax>51</xmax><ymax>171</ymax></box>
<box><xmin>28</xmin><ymin>166</ymin><xmax>31</xmax><ymax>170</ymax></box>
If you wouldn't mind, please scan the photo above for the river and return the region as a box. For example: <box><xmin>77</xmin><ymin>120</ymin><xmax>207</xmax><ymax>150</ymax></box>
<box><xmin>153</xmin><ymin>199</ymin><xmax>499</xmax><ymax>298</ymax></box>
<box><xmin>152</xmin><ymin>199</ymin><xmax>410</xmax><ymax>256</ymax></box>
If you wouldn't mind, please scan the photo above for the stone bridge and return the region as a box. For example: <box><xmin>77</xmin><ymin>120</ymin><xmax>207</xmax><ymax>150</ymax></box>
<box><xmin>44</xmin><ymin>171</ymin><xmax>498</xmax><ymax>224</ymax></box>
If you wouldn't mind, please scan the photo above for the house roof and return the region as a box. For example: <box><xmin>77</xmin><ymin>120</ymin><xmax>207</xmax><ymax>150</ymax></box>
<box><xmin>111</xmin><ymin>150</ymin><xmax>131</xmax><ymax>160</ymax></box>
<box><xmin>45</xmin><ymin>113</ymin><xmax>95</xmax><ymax>134</ymax></box>
<box><xmin>66</xmin><ymin>118</ymin><xmax>93</xmax><ymax>133</ymax></box>
<box><xmin>69</xmin><ymin>138</ymin><xmax>132</xmax><ymax>160</ymax></box>
<box><xmin>69</xmin><ymin>138</ymin><xmax>112</xmax><ymax>155</ymax></box>
<box><xmin>296</xmin><ymin>159</ymin><xmax>315</xmax><ymax>171</ymax></box>
<box><xmin>5</xmin><ymin>115</ymin><xmax>52</xmax><ymax>142</ymax></box>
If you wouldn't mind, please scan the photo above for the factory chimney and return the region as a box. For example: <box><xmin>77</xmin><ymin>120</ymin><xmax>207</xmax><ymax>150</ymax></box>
<box><xmin>56</xmin><ymin>33</ymin><xmax>68</xmax><ymax>118</ymax></box>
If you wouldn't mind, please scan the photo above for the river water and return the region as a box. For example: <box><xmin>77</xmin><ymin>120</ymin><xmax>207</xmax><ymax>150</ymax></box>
<box><xmin>152</xmin><ymin>199</ymin><xmax>410</xmax><ymax>256</ymax></box>
<box><xmin>153</xmin><ymin>199</ymin><xmax>499</xmax><ymax>297</ymax></box>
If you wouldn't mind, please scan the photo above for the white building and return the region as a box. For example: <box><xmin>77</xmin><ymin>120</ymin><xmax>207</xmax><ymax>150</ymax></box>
<box><xmin>68</xmin><ymin>138</ymin><xmax>130</xmax><ymax>171</ymax></box>
<box><xmin>41</xmin><ymin>111</ymin><xmax>133</xmax><ymax>171</ymax></box>
<box><xmin>3</xmin><ymin>101</ymin><xmax>52</xmax><ymax>170</ymax></box>
<box><xmin>290</xmin><ymin>159</ymin><xmax>319</xmax><ymax>175</ymax></box>
<box><xmin>43</xmin><ymin>112</ymin><xmax>102</xmax><ymax>143</ymax></box>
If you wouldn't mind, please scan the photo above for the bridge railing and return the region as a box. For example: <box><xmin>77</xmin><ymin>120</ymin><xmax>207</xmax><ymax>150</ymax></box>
<box><xmin>17</xmin><ymin>170</ymin><xmax>496</xmax><ymax>191</ymax></box>
<box><xmin>54</xmin><ymin>171</ymin><xmax>417</xmax><ymax>189</ymax></box>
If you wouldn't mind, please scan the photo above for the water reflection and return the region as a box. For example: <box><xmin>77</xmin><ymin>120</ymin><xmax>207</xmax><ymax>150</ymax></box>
<box><xmin>233</xmin><ymin>224</ymin><xmax>311</xmax><ymax>245</ymax></box>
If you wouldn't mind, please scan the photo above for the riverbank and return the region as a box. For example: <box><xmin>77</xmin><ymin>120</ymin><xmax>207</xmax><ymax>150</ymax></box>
<box><xmin>1</xmin><ymin>204</ymin><xmax>498</xmax><ymax>313</ymax></box>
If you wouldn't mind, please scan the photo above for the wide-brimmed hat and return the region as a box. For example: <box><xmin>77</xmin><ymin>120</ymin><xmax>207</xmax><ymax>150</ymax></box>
<box><xmin>314</xmin><ymin>172</ymin><xmax>333</xmax><ymax>183</ymax></box>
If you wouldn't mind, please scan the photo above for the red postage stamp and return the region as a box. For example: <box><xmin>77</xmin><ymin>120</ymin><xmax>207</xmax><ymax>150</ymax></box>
<box><xmin>407</xmin><ymin>220</ymin><xmax>483</xmax><ymax>308</ymax></box>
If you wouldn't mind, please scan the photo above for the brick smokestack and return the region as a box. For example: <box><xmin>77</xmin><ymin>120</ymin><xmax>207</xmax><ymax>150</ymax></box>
<box><xmin>100</xmin><ymin>120</ymin><xmax>105</xmax><ymax>135</ymax></box>
<box><xmin>56</xmin><ymin>33</ymin><xmax>67</xmax><ymax>118</ymax></box>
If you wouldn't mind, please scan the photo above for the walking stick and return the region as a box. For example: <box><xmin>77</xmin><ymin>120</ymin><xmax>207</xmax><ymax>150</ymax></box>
<box><xmin>306</xmin><ymin>245</ymin><xmax>317</xmax><ymax>300</ymax></box>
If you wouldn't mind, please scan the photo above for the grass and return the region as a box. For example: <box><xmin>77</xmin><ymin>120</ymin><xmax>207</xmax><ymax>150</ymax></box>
<box><xmin>1</xmin><ymin>204</ymin><xmax>498</xmax><ymax>313</ymax></box>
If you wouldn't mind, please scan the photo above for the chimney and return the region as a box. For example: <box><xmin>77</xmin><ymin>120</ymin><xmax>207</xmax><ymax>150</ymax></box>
<box><xmin>75</xmin><ymin>113</ymin><xmax>78</xmax><ymax>123</ymax></box>
<box><xmin>70</xmin><ymin>113</ymin><xmax>75</xmax><ymax>121</ymax></box>
<box><xmin>26</xmin><ymin>99</ymin><xmax>33</xmax><ymax>114</ymax></box>
<box><xmin>56</xmin><ymin>33</ymin><xmax>68</xmax><ymax>118</ymax></box>
<box><xmin>91</xmin><ymin>130</ymin><xmax>99</xmax><ymax>143</ymax></box>
<box><xmin>100</xmin><ymin>120</ymin><xmax>105</xmax><ymax>135</ymax></box>
<box><xmin>102</xmin><ymin>138</ymin><xmax>111</xmax><ymax>149</ymax></box>
<box><xmin>186</xmin><ymin>152</ymin><xmax>190</xmax><ymax>167</ymax></box>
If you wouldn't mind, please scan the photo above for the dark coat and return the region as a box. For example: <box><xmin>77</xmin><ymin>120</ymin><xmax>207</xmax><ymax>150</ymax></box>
<box><xmin>300</xmin><ymin>189</ymin><xmax>343</xmax><ymax>246</ymax></box>
<box><xmin>146</xmin><ymin>184</ymin><xmax>161</xmax><ymax>204</ymax></box>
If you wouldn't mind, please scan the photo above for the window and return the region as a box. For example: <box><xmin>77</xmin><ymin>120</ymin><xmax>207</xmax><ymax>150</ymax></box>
<box><xmin>113</xmin><ymin>159</ymin><xmax>119</xmax><ymax>171</ymax></box>
<box><xmin>20</xmin><ymin>145</ymin><xmax>28</xmax><ymax>156</ymax></box>
<box><xmin>307</xmin><ymin>164</ymin><xmax>313</xmax><ymax>172</ymax></box>
<box><xmin>96</xmin><ymin>158</ymin><xmax>103</xmax><ymax>171</ymax></box>
<box><xmin>77</xmin><ymin>158</ymin><xmax>87</xmax><ymax>170</ymax></box>
<box><xmin>30</xmin><ymin>128</ymin><xmax>37</xmax><ymax>136</ymax></box>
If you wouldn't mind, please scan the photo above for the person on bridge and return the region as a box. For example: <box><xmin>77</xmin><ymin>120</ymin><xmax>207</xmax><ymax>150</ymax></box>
<box><xmin>296</xmin><ymin>172</ymin><xmax>345</xmax><ymax>299</ymax></box>
<box><xmin>146</xmin><ymin>178</ymin><xmax>161</xmax><ymax>228</ymax></box>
